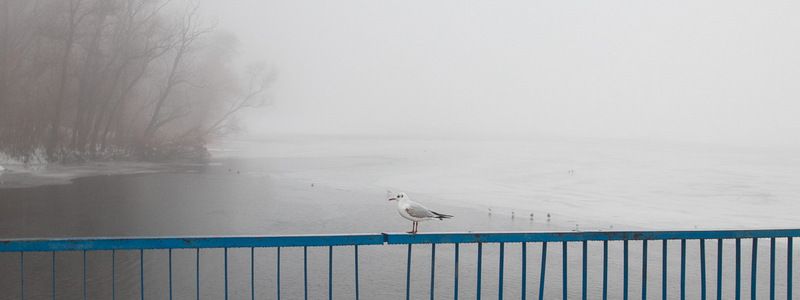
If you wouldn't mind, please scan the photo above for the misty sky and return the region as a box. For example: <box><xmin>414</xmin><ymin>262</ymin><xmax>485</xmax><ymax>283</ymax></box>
<box><xmin>202</xmin><ymin>1</ymin><xmax>800</xmax><ymax>145</ymax></box>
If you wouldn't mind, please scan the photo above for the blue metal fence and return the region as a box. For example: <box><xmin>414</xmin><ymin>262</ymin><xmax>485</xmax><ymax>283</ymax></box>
<box><xmin>1</xmin><ymin>229</ymin><xmax>799</xmax><ymax>299</ymax></box>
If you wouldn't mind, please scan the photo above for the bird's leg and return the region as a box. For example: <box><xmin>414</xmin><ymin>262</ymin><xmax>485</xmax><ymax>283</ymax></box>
<box><xmin>413</xmin><ymin>222</ymin><xmax>418</xmax><ymax>234</ymax></box>
<box><xmin>408</xmin><ymin>222</ymin><xmax>415</xmax><ymax>234</ymax></box>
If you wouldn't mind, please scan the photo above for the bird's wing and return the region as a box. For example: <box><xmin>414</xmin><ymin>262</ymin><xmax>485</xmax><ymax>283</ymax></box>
<box><xmin>405</xmin><ymin>201</ymin><xmax>437</xmax><ymax>218</ymax></box>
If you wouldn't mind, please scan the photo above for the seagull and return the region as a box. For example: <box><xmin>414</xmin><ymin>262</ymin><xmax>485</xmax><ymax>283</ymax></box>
<box><xmin>388</xmin><ymin>192</ymin><xmax>452</xmax><ymax>234</ymax></box>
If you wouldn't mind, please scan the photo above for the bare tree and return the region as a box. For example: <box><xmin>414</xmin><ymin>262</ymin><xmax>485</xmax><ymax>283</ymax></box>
<box><xmin>201</xmin><ymin>64</ymin><xmax>274</xmax><ymax>138</ymax></box>
<box><xmin>46</xmin><ymin>0</ymin><xmax>91</xmax><ymax>161</ymax></box>
<box><xmin>142</xmin><ymin>1</ymin><xmax>210</xmax><ymax>141</ymax></box>
<box><xmin>0</xmin><ymin>0</ymin><xmax>273</xmax><ymax>162</ymax></box>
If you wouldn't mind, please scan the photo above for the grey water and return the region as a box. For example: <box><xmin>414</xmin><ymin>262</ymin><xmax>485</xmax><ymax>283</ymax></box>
<box><xmin>0</xmin><ymin>156</ymin><xmax>550</xmax><ymax>299</ymax></box>
<box><xmin>1</xmin><ymin>138</ymin><xmax>797</xmax><ymax>299</ymax></box>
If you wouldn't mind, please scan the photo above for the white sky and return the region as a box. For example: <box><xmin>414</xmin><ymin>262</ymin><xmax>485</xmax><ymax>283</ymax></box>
<box><xmin>202</xmin><ymin>1</ymin><xmax>800</xmax><ymax>145</ymax></box>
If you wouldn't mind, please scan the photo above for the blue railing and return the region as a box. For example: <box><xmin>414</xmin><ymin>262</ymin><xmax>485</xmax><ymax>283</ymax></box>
<box><xmin>1</xmin><ymin>229</ymin><xmax>798</xmax><ymax>299</ymax></box>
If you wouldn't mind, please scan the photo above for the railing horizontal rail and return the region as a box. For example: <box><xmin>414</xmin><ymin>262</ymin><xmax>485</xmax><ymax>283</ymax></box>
<box><xmin>384</xmin><ymin>228</ymin><xmax>800</xmax><ymax>244</ymax></box>
<box><xmin>4</xmin><ymin>229</ymin><xmax>800</xmax><ymax>252</ymax></box>
<box><xmin>0</xmin><ymin>234</ymin><xmax>385</xmax><ymax>252</ymax></box>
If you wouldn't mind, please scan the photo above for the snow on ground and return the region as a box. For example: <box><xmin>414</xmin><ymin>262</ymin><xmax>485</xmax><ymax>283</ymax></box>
<box><xmin>0</xmin><ymin>157</ymin><xmax>179</xmax><ymax>188</ymax></box>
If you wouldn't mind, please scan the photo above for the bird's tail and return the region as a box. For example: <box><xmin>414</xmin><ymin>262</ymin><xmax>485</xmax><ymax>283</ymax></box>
<box><xmin>431</xmin><ymin>211</ymin><xmax>453</xmax><ymax>220</ymax></box>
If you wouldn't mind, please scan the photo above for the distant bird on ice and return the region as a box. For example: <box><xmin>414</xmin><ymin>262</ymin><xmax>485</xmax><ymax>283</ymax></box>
<box><xmin>388</xmin><ymin>191</ymin><xmax>452</xmax><ymax>234</ymax></box>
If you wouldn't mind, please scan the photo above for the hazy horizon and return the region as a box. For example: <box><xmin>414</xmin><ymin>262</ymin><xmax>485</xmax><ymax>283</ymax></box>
<box><xmin>203</xmin><ymin>0</ymin><xmax>800</xmax><ymax>147</ymax></box>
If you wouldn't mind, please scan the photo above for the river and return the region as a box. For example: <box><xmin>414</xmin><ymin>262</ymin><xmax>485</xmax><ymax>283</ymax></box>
<box><xmin>1</xmin><ymin>137</ymin><xmax>798</xmax><ymax>298</ymax></box>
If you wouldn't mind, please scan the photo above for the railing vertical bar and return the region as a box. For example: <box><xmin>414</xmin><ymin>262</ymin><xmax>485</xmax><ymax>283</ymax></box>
<box><xmin>736</xmin><ymin>238</ymin><xmax>741</xmax><ymax>300</ymax></box>
<box><xmin>18</xmin><ymin>232</ymin><xmax>800</xmax><ymax>300</ymax></box>
<box><xmin>562</xmin><ymin>241</ymin><xmax>568</xmax><ymax>300</ymax></box>
<box><xmin>642</xmin><ymin>240</ymin><xmax>648</xmax><ymax>300</ymax></box>
<box><xmin>701</xmin><ymin>239</ymin><xmax>706</xmax><ymax>300</ymax></box>
<box><xmin>538</xmin><ymin>242</ymin><xmax>548</xmax><ymax>300</ymax></box>
<box><xmin>454</xmin><ymin>243</ymin><xmax>460</xmax><ymax>300</ymax></box>
<box><xmin>663</xmin><ymin>240</ymin><xmax>668</xmax><ymax>300</ymax></box>
<box><xmin>224</xmin><ymin>248</ymin><xmax>228</xmax><ymax>300</ymax></box>
<box><xmin>477</xmin><ymin>242</ymin><xmax>483</xmax><ymax>300</ymax></box>
<box><xmin>304</xmin><ymin>246</ymin><xmax>308</xmax><ymax>300</ymax></box>
<box><xmin>406</xmin><ymin>244</ymin><xmax>412</xmax><ymax>300</ymax></box>
<box><xmin>522</xmin><ymin>243</ymin><xmax>527</xmax><ymax>300</ymax></box>
<box><xmin>788</xmin><ymin>237</ymin><xmax>793</xmax><ymax>300</ymax></box>
<box><xmin>329</xmin><ymin>246</ymin><xmax>334</xmax><ymax>300</ymax></box>
<box><xmin>355</xmin><ymin>245</ymin><xmax>360</xmax><ymax>300</ymax></box>
<box><xmin>52</xmin><ymin>251</ymin><xmax>56</xmax><ymax>300</ymax></box>
<box><xmin>717</xmin><ymin>239</ymin><xmax>722</xmax><ymax>300</ymax></box>
<box><xmin>770</xmin><ymin>238</ymin><xmax>776</xmax><ymax>300</ymax></box>
<box><xmin>499</xmin><ymin>242</ymin><xmax>505</xmax><ymax>300</ymax></box>
<box><xmin>83</xmin><ymin>250</ymin><xmax>87</xmax><ymax>300</ymax></box>
<box><xmin>430</xmin><ymin>244</ymin><xmax>436</xmax><ymax>300</ymax></box>
<box><xmin>752</xmin><ymin>238</ymin><xmax>758</xmax><ymax>300</ymax></box>
<box><xmin>680</xmin><ymin>239</ymin><xmax>686</xmax><ymax>300</ymax></box>
<box><xmin>20</xmin><ymin>252</ymin><xmax>24</xmax><ymax>300</ymax></box>
<box><xmin>112</xmin><ymin>250</ymin><xmax>116</xmax><ymax>300</ymax></box>
<box><xmin>196</xmin><ymin>248</ymin><xmax>200</xmax><ymax>300</ymax></box>
<box><xmin>582</xmin><ymin>241</ymin><xmax>587</xmax><ymax>300</ymax></box>
<box><xmin>624</xmin><ymin>240</ymin><xmax>629</xmax><ymax>300</ymax></box>
<box><xmin>169</xmin><ymin>249</ymin><xmax>173</xmax><ymax>300</ymax></box>
<box><xmin>603</xmin><ymin>240</ymin><xmax>608</xmax><ymax>300</ymax></box>
<box><xmin>277</xmin><ymin>247</ymin><xmax>281</xmax><ymax>300</ymax></box>
<box><xmin>251</xmin><ymin>247</ymin><xmax>255</xmax><ymax>300</ymax></box>
<box><xmin>141</xmin><ymin>249</ymin><xmax>144</xmax><ymax>300</ymax></box>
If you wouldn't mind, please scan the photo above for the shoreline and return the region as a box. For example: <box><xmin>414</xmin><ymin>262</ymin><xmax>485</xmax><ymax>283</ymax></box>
<box><xmin>0</xmin><ymin>160</ymin><xmax>198</xmax><ymax>189</ymax></box>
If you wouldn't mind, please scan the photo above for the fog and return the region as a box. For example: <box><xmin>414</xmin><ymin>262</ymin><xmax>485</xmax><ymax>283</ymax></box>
<box><xmin>204</xmin><ymin>0</ymin><xmax>800</xmax><ymax>146</ymax></box>
<box><xmin>4</xmin><ymin>2</ymin><xmax>800</xmax><ymax>298</ymax></box>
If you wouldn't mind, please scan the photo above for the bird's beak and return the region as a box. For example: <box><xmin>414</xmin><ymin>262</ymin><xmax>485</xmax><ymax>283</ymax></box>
<box><xmin>388</xmin><ymin>198</ymin><xmax>397</xmax><ymax>201</ymax></box>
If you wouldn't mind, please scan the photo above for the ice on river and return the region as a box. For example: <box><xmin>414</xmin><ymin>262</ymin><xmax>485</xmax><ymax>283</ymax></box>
<box><xmin>214</xmin><ymin>136</ymin><xmax>800</xmax><ymax>230</ymax></box>
<box><xmin>0</xmin><ymin>159</ymin><xmax>178</xmax><ymax>188</ymax></box>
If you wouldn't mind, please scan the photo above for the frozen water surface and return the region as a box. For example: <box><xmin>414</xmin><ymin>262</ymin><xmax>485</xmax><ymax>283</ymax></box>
<box><xmin>2</xmin><ymin>137</ymin><xmax>798</xmax><ymax>299</ymax></box>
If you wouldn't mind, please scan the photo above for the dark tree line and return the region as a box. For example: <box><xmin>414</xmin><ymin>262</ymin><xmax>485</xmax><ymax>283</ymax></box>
<box><xmin>0</xmin><ymin>0</ymin><xmax>272</xmax><ymax>163</ymax></box>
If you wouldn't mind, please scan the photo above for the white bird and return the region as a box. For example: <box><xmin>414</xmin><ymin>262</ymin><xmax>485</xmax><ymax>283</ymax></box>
<box><xmin>387</xmin><ymin>192</ymin><xmax>452</xmax><ymax>233</ymax></box>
